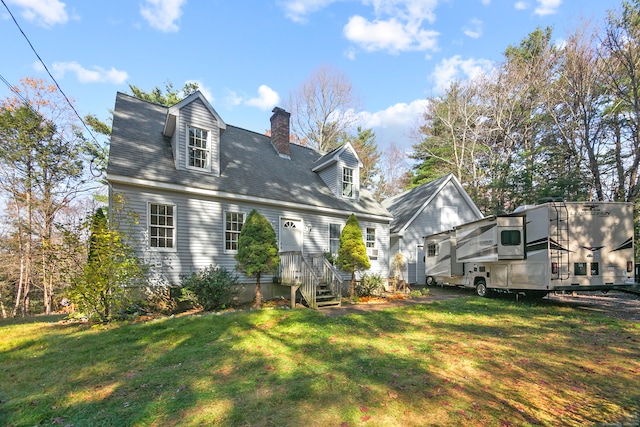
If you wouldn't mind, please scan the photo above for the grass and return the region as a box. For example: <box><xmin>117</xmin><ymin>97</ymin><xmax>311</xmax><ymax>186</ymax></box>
<box><xmin>0</xmin><ymin>298</ymin><xmax>639</xmax><ymax>427</ymax></box>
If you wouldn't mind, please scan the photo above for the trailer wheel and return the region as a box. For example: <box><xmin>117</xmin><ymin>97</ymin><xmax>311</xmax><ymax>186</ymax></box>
<box><xmin>426</xmin><ymin>276</ymin><xmax>435</xmax><ymax>286</ymax></box>
<box><xmin>475</xmin><ymin>280</ymin><xmax>489</xmax><ymax>298</ymax></box>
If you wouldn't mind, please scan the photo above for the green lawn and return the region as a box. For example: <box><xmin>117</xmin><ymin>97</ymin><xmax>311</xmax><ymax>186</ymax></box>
<box><xmin>0</xmin><ymin>298</ymin><xmax>638</xmax><ymax>426</ymax></box>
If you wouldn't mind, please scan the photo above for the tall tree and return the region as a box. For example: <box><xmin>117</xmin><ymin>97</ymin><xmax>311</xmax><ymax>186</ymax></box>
<box><xmin>287</xmin><ymin>64</ymin><xmax>360</xmax><ymax>153</ymax></box>
<box><xmin>373</xmin><ymin>142</ymin><xmax>412</xmax><ymax>202</ymax></box>
<box><xmin>544</xmin><ymin>21</ymin><xmax>605</xmax><ymax>201</ymax></box>
<box><xmin>410</xmin><ymin>80</ymin><xmax>491</xmax><ymax>209</ymax></box>
<box><xmin>128</xmin><ymin>81</ymin><xmax>200</xmax><ymax>107</ymax></box>
<box><xmin>235</xmin><ymin>209</ymin><xmax>279</xmax><ymax>308</ymax></box>
<box><xmin>336</xmin><ymin>127</ymin><xmax>380</xmax><ymax>189</ymax></box>
<box><xmin>0</xmin><ymin>78</ymin><xmax>88</xmax><ymax>316</ymax></box>
<box><xmin>336</xmin><ymin>214</ymin><xmax>370</xmax><ymax>301</ymax></box>
<box><xmin>67</xmin><ymin>207</ymin><xmax>146</xmax><ymax>322</ymax></box>
<box><xmin>601</xmin><ymin>0</ymin><xmax>640</xmax><ymax>202</ymax></box>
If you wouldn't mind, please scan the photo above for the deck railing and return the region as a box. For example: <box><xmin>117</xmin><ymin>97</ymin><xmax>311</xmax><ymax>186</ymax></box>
<box><xmin>309</xmin><ymin>254</ymin><xmax>342</xmax><ymax>307</ymax></box>
<box><xmin>279</xmin><ymin>251</ymin><xmax>319</xmax><ymax>308</ymax></box>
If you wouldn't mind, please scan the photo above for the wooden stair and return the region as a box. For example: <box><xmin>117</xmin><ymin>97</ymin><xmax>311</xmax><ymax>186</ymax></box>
<box><xmin>314</xmin><ymin>282</ymin><xmax>341</xmax><ymax>308</ymax></box>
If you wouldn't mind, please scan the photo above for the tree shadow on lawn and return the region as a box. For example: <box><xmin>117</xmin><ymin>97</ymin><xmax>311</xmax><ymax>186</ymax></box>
<box><xmin>1</xmin><ymin>299</ymin><xmax>639</xmax><ymax>426</ymax></box>
<box><xmin>407</xmin><ymin>298</ymin><xmax>640</xmax><ymax>426</ymax></box>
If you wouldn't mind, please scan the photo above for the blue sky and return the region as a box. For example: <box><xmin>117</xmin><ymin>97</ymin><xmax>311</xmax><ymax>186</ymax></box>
<box><xmin>0</xmin><ymin>0</ymin><xmax>622</xmax><ymax>152</ymax></box>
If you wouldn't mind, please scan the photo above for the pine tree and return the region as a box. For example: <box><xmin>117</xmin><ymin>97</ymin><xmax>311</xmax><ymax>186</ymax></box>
<box><xmin>336</xmin><ymin>214</ymin><xmax>370</xmax><ymax>301</ymax></box>
<box><xmin>67</xmin><ymin>207</ymin><xmax>145</xmax><ymax>322</ymax></box>
<box><xmin>235</xmin><ymin>210</ymin><xmax>279</xmax><ymax>308</ymax></box>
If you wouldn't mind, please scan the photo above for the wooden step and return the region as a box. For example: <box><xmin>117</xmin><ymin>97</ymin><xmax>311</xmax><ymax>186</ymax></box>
<box><xmin>316</xmin><ymin>299</ymin><xmax>341</xmax><ymax>307</ymax></box>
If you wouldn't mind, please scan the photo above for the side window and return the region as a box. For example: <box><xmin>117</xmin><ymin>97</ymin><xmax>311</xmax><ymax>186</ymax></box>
<box><xmin>225</xmin><ymin>211</ymin><xmax>244</xmax><ymax>252</ymax></box>
<box><xmin>500</xmin><ymin>230</ymin><xmax>521</xmax><ymax>246</ymax></box>
<box><xmin>149</xmin><ymin>203</ymin><xmax>175</xmax><ymax>249</ymax></box>
<box><xmin>329</xmin><ymin>223</ymin><xmax>341</xmax><ymax>255</ymax></box>
<box><xmin>366</xmin><ymin>227</ymin><xmax>375</xmax><ymax>248</ymax></box>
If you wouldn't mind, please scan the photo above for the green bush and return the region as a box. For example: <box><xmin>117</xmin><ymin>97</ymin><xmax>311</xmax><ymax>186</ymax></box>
<box><xmin>355</xmin><ymin>272</ymin><xmax>384</xmax><ymax>297</ymax></box>
<box><xmin>180</xmin><ymin>266</ymin><xmax>239</xmax><ymax>311</ymax></box>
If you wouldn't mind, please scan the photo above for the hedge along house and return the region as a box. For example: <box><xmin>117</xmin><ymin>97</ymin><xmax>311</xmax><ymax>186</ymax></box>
<box><xmin>382</xmin><ymin>174</ymin><xmax>484</xmax><ymax>286</ymax></box>
<box><xmin>106</xmin><ymin>91</ymin><xmax>392</xmax><ymax>307</ymax></box>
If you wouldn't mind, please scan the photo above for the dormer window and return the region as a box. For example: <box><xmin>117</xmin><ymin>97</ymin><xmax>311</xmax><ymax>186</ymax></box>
<box><xmin>342</xmin><ymin>167</ymin><xmax>354</xmax><ymax>197</ymax></box>
<box><xmin>188</xmin><ymin>126</ymin><xmax>209</xmax><ymax>169</ymax></box>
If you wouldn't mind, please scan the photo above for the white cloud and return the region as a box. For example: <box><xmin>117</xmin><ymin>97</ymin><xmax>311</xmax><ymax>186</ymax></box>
<box><xmin>184</xmin><ymin>80</ymin><xmax>214</xmax><ymax>103</ymax></box>
<box><xmin>224</xmin><ymin>90</ymin><xmax>243</xmax><ymax>107</ymax></box>
<box><xmin>463</xmin><ymin>18</ymin><xmax>482</xmax><ymax>39</ymax></box>
<box><xmin>514</xmin><ymin>1</ymin><xmax>529</xmax><ymax>10</ymax></box>
<box><xmin>7</xmin><ymin>0</ymin><xmax>68</xmax><ymax>27</ymax></box>
<box><xmin>430</xmin><ymin>55</ymin><xmax>493</xmax><ymax>93</ymax></box>
<box><xmin>360</xmin><ymin>99</ymin><xmax>429</xmax><ymax>129</ymax></box>
<box><xmin>344</xmin><ymin>15</ymin><xmax>439</xmax><ymax>54</ymax></box>
<box><xmin>44</xmin><ymin>61</ymin><xmax>128</xmax><ymax>84</ymax></box>
<box><xmin>246</xmin><ymin>85</ymin><xmax>280</xmax><ymax>110</ymax></box>
<box><xmin>226</xmin><ymin>86</ymin><xmax>280</xmax><ymax>110</ymax></box>
<box><xmin>534</xmin><ymin>0</ymin><xmax>561</xmax><ymax>16</ymax></box>
<box><xmin>344</xmin><ymin>46</ymin><xmax>357</xmax><ymax>60</ymax></box>
<box><xmin>356</xmin><ymin>99</ymin><xmax>430</xmax><ymax>150</ymax></box>
<box><xmin>480</xmin><ymin>0</ymin><xmax>490</xmax><ymax>5</ymax></box>
<box><xmin>140</xmin><ymin>0</ymin><xmax>186</xmax><ymax>32</ymax></box>
<box><xmin>343</xmin><ymin>0</ymin><xmax>440</xmax><ymax>54</ymax></box>
<box><xmin>278</xmin><ymin>0</ymin><xmax>337</xmax><ymax>23</ymax></box>
<box><xmin>280</xmin><ymin>0</ymin><xmax>441</xmax><ymax>54</ymax></box>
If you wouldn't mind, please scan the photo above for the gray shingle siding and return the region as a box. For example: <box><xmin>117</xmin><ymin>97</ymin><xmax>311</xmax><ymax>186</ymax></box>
<box><xmin>112</xmin><ymin>182</ymin><xmax>390</xmax><ymax>287</ymax></box>
<box><xmin>317</xmin><ymin>166</ymin><xmax>339</xmax><ymax>198</ymax></box>
<box><xmin>382</xmin><ymin>174</ymin><xmax>484</xmax><ymax>284</ymax></box>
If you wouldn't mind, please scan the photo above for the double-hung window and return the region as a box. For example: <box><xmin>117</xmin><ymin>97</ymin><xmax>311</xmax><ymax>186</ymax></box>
<box><xmin>149</xmin><ymin>203</ymin><xmax>175</xmax><ymax>249</ymax></box>
<box><xmin>329</xmin><ymin>223</ymin><xmax>341</xmax><ymax>255</ymax></box>
<box><xmin>225</xmin><ymin>212</ymin><xmax>244</xmax><ymax>252</ymax></box>
<box><xmin>342</xmin><ymin>167</ymin><xmax>353</xmax><ymax>197</ymax></box>
<box><xmin>188</xmin><ymin>126</ymin><xmax>209</xmax><ymax>169</ymax></box>
<box><xmin>366</xmin><ymin>227</ymin><xmax>376</xmax><ymax>248</ymax></box>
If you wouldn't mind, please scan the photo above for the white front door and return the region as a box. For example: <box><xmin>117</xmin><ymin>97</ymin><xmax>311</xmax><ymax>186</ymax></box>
<box><xmin>280</xmin><ymin>218</ymin><xmax>303</xmax><ymax>252</ymax></box>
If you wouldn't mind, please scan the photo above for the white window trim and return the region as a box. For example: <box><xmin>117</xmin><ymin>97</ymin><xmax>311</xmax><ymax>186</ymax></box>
<box><xmin>328</xmin><ymin>222</ymin><xmax>342</xmax><ymax>255</ymax></box>
<box><xmin>186</xmin><ymin>124</ymin><xmax>211</xmax><ymax>172</ymax></box>
<box><xmin>224</xmin><ymin>210</ymin><xmax>246</xmax><ymax>254</ymax></box>
<box><xmin>342</xmin><ymin>166</ymin><xmax>355</xmax><ymax>198</ymax></box>
<box><xmin>365</xmin><ymin>227</ymin><xmax>376</xmax><ymax>248</ymax></box>
<box><xmin>147</xmin><ymin>202</ymin><xmax>177</xmax><ymax>252</ymax></box>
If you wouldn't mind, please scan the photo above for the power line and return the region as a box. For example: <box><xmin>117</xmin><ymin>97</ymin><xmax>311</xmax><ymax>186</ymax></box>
<box><xmin>1</xmin><ymin>0</ymin><xmax>100</xmax><ymax>146</ymax></box>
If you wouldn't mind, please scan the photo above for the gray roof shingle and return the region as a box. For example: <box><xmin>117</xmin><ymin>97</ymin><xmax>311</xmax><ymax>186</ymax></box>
<box><xmin>382</xmin><ymin>174</ymin><xmax>452</xmax><ymax>233</ymax></box>
<box><xmin>107</xmin><ymin>92</ymin><xmax>391</xmax><ymax>220</ymax></box>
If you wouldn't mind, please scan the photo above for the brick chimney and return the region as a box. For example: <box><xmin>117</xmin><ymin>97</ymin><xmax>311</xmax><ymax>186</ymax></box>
<box><xmin>270</xmin><ymin>107</ymin><xmax>291</xmax><ymax>159</ymax></box>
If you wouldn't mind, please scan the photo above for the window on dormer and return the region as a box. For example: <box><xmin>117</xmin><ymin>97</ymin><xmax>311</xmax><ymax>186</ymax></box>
<box><xmin>342</xmin><ymin>167</ymin><xmax>353</xmax><ymax>197</ymax></box>
<box><xmin>188</xmin><ymin>126</ymin><xmax>209</xmax><ymax>169</ymax></box>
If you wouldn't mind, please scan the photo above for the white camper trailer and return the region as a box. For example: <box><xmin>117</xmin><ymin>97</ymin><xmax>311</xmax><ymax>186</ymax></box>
<box><xmin>424</xmin><ymin>201</ymin><xmax>636</xmax><ymax>298</ymax></box>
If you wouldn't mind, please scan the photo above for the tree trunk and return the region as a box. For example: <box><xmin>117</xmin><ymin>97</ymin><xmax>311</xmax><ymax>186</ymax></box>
<box><xmin>12</xmin><ymin>257</ymin><xmax>24</xmax><ymax>318</ymax></box>
<box><xmin>350</xmin><ymin>271</ymin><xmax>355</xmax><ymax>301</ymax></box>
<box><xmin>254</xmin><ymin>272</ymin><xmax>262</xmax><ymax>308</ymax></box>
<box><xmin>0</xmin><ymin>293</ymin><xmax>6</xmax><ymax>319</ymax></box>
